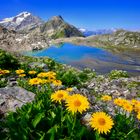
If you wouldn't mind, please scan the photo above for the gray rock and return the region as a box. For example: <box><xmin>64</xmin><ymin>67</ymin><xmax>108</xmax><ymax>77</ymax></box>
<box><xmin>80</xmin><ymin>88</ymin><xmax>90</xmax><ymax>96</ymax></box>
<box><xmin>28</xmin><ymin>62</ymin><xmax>48</xmax><ymax>70</ymax></box>
<box><xmin>88</xmin><ymin>83</ymin><xmax>95</xmax><ymax>89</ymax></box>
<box><xmin>0</xmin><ymin>86</ymin><xmax>35</xmax><ymax>113</ymax></box>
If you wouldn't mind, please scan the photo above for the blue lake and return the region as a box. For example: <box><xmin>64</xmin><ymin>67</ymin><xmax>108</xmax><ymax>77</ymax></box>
<box><xmin>25</xmin><ymin>43</ymin><xmax>140</xmax><ymax>75</ymax></box>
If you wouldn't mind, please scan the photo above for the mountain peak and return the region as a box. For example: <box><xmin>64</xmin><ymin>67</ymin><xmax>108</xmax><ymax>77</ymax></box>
<box><xmin>51</xmin><ymin>15</ymin><xmax>64</xmax><ymax>21</ymax></box>
<box><xmin>0</xmin><ymin>11</ymin><xmax>43</xmax><ymax>31</ymax></box>
<box><xmin>16</xmin><ymin>11</ymin><xmax>31</xmax><ymax>18</ymax></box>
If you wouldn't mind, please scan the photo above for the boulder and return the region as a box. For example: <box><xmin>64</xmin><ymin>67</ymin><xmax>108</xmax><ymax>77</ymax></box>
<box><xmin>0</xmin><ymin>86</ymin><xmax>35</xmax><ymax>114</ymax></box>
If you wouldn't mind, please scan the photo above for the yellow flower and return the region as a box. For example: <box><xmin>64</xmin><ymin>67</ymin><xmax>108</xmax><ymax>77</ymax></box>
<box><xmin>101</xmin><ymin>95</ymin><xmax>112</xmax><ymax>101</ymax></box>
<box><xmin>131</xmin><ymin>99</ymin><xmax>137</xmax><ymax>105</ymax></box>
<box><xmin>134</xmin><ymin>106</ymin><xmax>140</xmax><ymax>113</ymax></box>
<box><xmin>65</xmin><ymin>94</ymin><xmax>90</xmax><ymax>114</ymax></box>
<box><xmin>16</xmin><ymin>69</ymin><xmax>25</xmax><ymax>74</ymax></box>
<box><xmin>114</xmin><ymin>98</ymin><xmax>124</xmax><ymax>106</ymax></box>
<box><xmin>137</xmin><ymin>113</ymin><xmax>140</xmax><ymax>120</ymax></box>
<box><xmin>37</xmin><ymin>72</ymin><xmax>48</xmax><ymax>78</ymax></box>
<box><xmin>66</xmin><ymin>88</ymin><xmax>73</xmax><ymax>92</ymax></box>
<box><xmin>122</xmin><ymin>103</ymin><xmax>133</xmax><ymax>112</ymax></box>
<box><xmin>29</xmin><ymin>78</ymin><xmax>42</xmax><ymax>85</ymax></box>
<box><xmin>131</xmin><ymin>99</ymin><xmax>140</xmax><ymax>106</ymax></box>
<box><xmin>46</xmin><ymin>71</ymin><xmax>56</xmax><ymax>77</ymax></box>
<box><xmin>52</xmin><ymin>80</ymin><xmax>62</xmax><ymax>86</ymax></box>
<box><xmin>19</xmin><ymin>74</ymin><xmax>26</xmax><ymax>77</ymax></box>
<box><xmin>51</xmin><ymin>90</ymin><xmax>69</xmax><ymax>103</ymax></box>
<box><xmin>0</xmin><ymin>70</ymin><xmax>10</xmax><ymax>75</ymax></box>
<box><xmin>40</xmin><ymin>79</ymin><xmax>50</xmax><ymax>84</ymax></box>
<box><xmin>28</xmin><ymin>70</ymin><xmax>37</xmax><ymax>75</ymax></box>
<box><xmin>46</xmin><ymin>71</ymin><xmax>56</xmax><ymax>81</ymax></box>
<box><xmin>121</xmin><ymin>99</ymin><xmax>130</xmax><ymax>106</ymax></box>
<box><xmin>3</xmin><ymin>70</ymin><xmax>10</xmax><ymax>74</ymax></box>
<box><xmin>89</xmin><ymin>112</ymin><xmax>114</xmax><ymax>134</ymax></box>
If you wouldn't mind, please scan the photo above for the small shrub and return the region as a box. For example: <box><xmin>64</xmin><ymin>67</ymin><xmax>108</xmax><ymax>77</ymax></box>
<box><xmin>109</xmin><ymin>70</ymin><xmax>129</xmax><ymax>79</ymax></box>
<box><xmin>0</xmin><ymin>49</ymin><xmax>20</xmax><ymax>70</ymax></box>
<box><xmin>58</xmin><ymin>70</ymin><xmax>80</xmax><ymax>86</ymax></box>
<box><xmin>0</xmin><ymin>78</ymin><xmax>7</xmax><ymax>87</ymax></box>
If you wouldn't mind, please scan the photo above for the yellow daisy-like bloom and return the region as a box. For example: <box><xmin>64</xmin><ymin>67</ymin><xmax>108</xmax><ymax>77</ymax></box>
<box><xmin>3</xmin><ymin>70</ymin><xmax>10</xmax><ymax>74</ymax></box>
<box><xmin>52</xmin><ymin>80</ymin><xmax>62</xmax><ymax>86</ymax></box>
<box><xmin>121</xmin><ymin>99</ymin><xmax>130</xmax><ymax>106</ymax></box>
<box><xmin>137</xmin><ymin>113</ymin><xmax>140</xmax><ymax>120</ymax></box>
<box><xmin>89</xmin><ymin>112</ymin><xmax>114</xmax><ymax>134</ymax></box>
<box><xmin>28</xmin><ymin>70</ymin><xmax>37</xmax><ymax>75</ymax></box>
<box><xmin>37</xmin><ymin>72</ymin><xmax>48</xmax><ymax>78</ymax></box>
<box><xmin>114</xmin><ymin>98</ymin><xmax>124</xmax><ymax>106</ymax></box>
<box><xmin>51</xmin><ymin>90</ymin><xmax>69</xmax><ymax>103</ymax></box>
<box><xmin>66</xmin><ymin>88</ymin><xmax>73</xmax><ymax>92</ymax></box>
<box><xmin>46</xmin><ymin>71</ymin><xmax>56</xmax><ymax>77</ymax></box>
<box><xmin>29</xmin><ymin>78</ymin><xmax>42</xmax><ymax>85</ymax></box>
<box><xmin>101</xmin><ymin>95</ymin><xmax>112</xmax><ymax>101</ymax></box>
<box><xmin>131</xmin><ymin>100</ymin><xmax>140</xmax><ymax>106</ymax></box>
<box><xmin>40</xmin><ymin>79</ymin><xmax>50</xmax><ymax>84</ymax></box>
<box><xmin>133</xmin><ymin>105</ymin><xmax>140</xmax><ymax>113</ymax></box>
<box><xmin>47</xmin><ymin>75</ymin><xmax>56</xmax><ymax>81</ymax></box>
<box><xmin>131</xmin><ymin>99</ymin><xmax>137</xmax><ymax>105</ymax></box>
<box><xmin>65</xmin><ymin>94</ymin><xmax>90</xmax><ymax>114</ymax></box>
<box><xmin>19</xmin><ymin>74</ymin><xmax>26</xmax><ymax>77</ymax></box>
<box><xmin>16</xmin><ymin>69</ymin><xmax>25</xmax><ymax>74</ymax></box>
<box><xmin>0</xmin><ymin>70</ymin><xmax>10</xmax><ymax>75</ymax></box>
<box><xmin>122</xmin><ymin>103</ymin><xmax>133</xmax><ymax>112</ymax></box>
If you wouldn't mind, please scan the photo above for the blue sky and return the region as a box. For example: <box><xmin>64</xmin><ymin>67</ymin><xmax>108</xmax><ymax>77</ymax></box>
<box><xmin>0</xmin><ymin>0</ymin><xmax>140</xmax><ymax>30</ymax></box>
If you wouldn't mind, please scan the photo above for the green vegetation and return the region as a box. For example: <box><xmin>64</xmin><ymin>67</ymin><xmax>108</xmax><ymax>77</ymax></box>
<box><xmin>108</xmin><ymin>70</ymin><xmax>129</xmax><ymax>79</ymax></box>
<box><xmin>52</xmin><ymin>30</ymin><xmax>65</xmax><ymax>39</ymax></box>
<box><xmin>0</xmin><ymin>49</ymin><xmax>20</xmax><ymax>70</ymax></box>
<box><xmin>0</xmin><ymin>50</ymin><xmax>140</xmax><ymax>140</ymax></box>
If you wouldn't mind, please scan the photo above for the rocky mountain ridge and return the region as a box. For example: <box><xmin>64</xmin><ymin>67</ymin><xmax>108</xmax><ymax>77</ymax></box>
<box><xmin>79</xmin><ymin>28</ymin><xmax>116</xmax><ymax>36</ymax></box>
<box><xmin>0</xmin><ymin>13</ymin><xmax>83</xmax><ymax>51</ymax></box>
<box><xmin>29</xmin><ymin>15</ymin><xmax>83</xmax><ymax>39</ymax></box>
<box><xmin>0</xmin><ymin>12</ymin><xmax>140</xmax><ymax>51</ymax></box>
<box><xmin>60</xmin><ymin>29</ymin><xmax>140</xmax><ymax>49</ymax></box>
<box><xmin>0</xmin><ymin>12</ymin><xmax>43</xmax><ymax>32</ymax></box>
<box><xmin>90</xmin><ymin>29</ymin><xmax>140</xmax><ymax>48</ymax></box>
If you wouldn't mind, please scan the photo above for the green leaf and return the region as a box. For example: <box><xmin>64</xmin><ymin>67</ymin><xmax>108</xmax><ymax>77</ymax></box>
<box><xmin>32</xmin><ymin>112</ymin><xmax>45</xmax><ymax>128</ymax></box>
<box><xmin>47</xmin><ymin>125</ymin><xmax>59</xmax><ymax>140</ymax></box>
<box><xmin>51</xmin><ymin>112</ymin><xmax>56</xmax><ymax>119</ymax></box>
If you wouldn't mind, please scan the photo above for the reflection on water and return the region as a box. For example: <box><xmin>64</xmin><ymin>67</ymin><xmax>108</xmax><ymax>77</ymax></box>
<box><xmin>24</xmin><ymin>43</ymin><xmax>140</xmax><ymax>76</ymax></box>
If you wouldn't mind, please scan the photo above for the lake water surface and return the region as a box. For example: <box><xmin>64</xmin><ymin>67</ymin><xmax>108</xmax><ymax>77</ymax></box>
<box><xmin>25</xmin><ymin>43</ymin><xmax>140</xmax><ymax>75</ymax></box>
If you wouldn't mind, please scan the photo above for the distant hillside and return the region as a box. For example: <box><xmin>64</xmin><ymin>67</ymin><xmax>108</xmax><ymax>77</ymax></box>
<box><xmin>79</xmin><ymin>28</ymin><xmax>116</xmax><ymax>36</ymax></box>
<box><xmin>81</xmin><ymin>30</ymin><xmax>140</xmax><ymax>49</ymax></box>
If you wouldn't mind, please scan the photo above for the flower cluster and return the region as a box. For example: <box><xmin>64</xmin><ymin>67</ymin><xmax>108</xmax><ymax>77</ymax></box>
<box><xmin>0</xmin><ymin>69</ymin><xmax>10</xmax><ymax>76</ymax></box>
<box><xmin>28</xmin><ymin>70</ymin><xmax>37</xmax><ymax>75</ymax></box>
<box><xmin>15</xmin><ymin>69</ymin><xmax>26</xmax><ymax>77</ymax></box>
<box><xmin>51</xmin><ymin>90</ymin><xmax>114</xmax><ymax>134</ymax></box>
<box><xmin>51</xmin><ymin>90</ymin><xmax>90</xmax><ymax>114</ymax></box>
<box><xmin>101</xmin><ymin>95</ymin><xmax>140</xmax><ymax>114</ymax></box>
<box><xmin>28</xmin><ymin>71</ymin><xmax>62</xmax><ymax>86</ymax></box>
<box><xmin>114</xmin><ymin>98</ymin><xmax>140</xmax><ymax>115</ymax></box>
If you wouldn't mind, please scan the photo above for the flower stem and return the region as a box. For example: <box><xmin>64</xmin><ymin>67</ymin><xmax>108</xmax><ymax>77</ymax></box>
<box><xmin>125</xmin><ymin>128</ymin><xmax>137</xmax><ymax>138</ymax></box>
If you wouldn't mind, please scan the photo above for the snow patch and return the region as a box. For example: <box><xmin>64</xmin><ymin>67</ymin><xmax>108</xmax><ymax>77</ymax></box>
<box><xmin>0</xmin><ymin>17</ymin><xmax>14</xmax><ymax>23</ymax></box>
<box><xmin>16</xmin><ymin>12</ymin><xmax>31</xmax><ymax>18</ymax></box>
<box><xmin>79</xmin><ymin>28</ymin><xmax>86</xmax><ymax>32</ymax></box>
